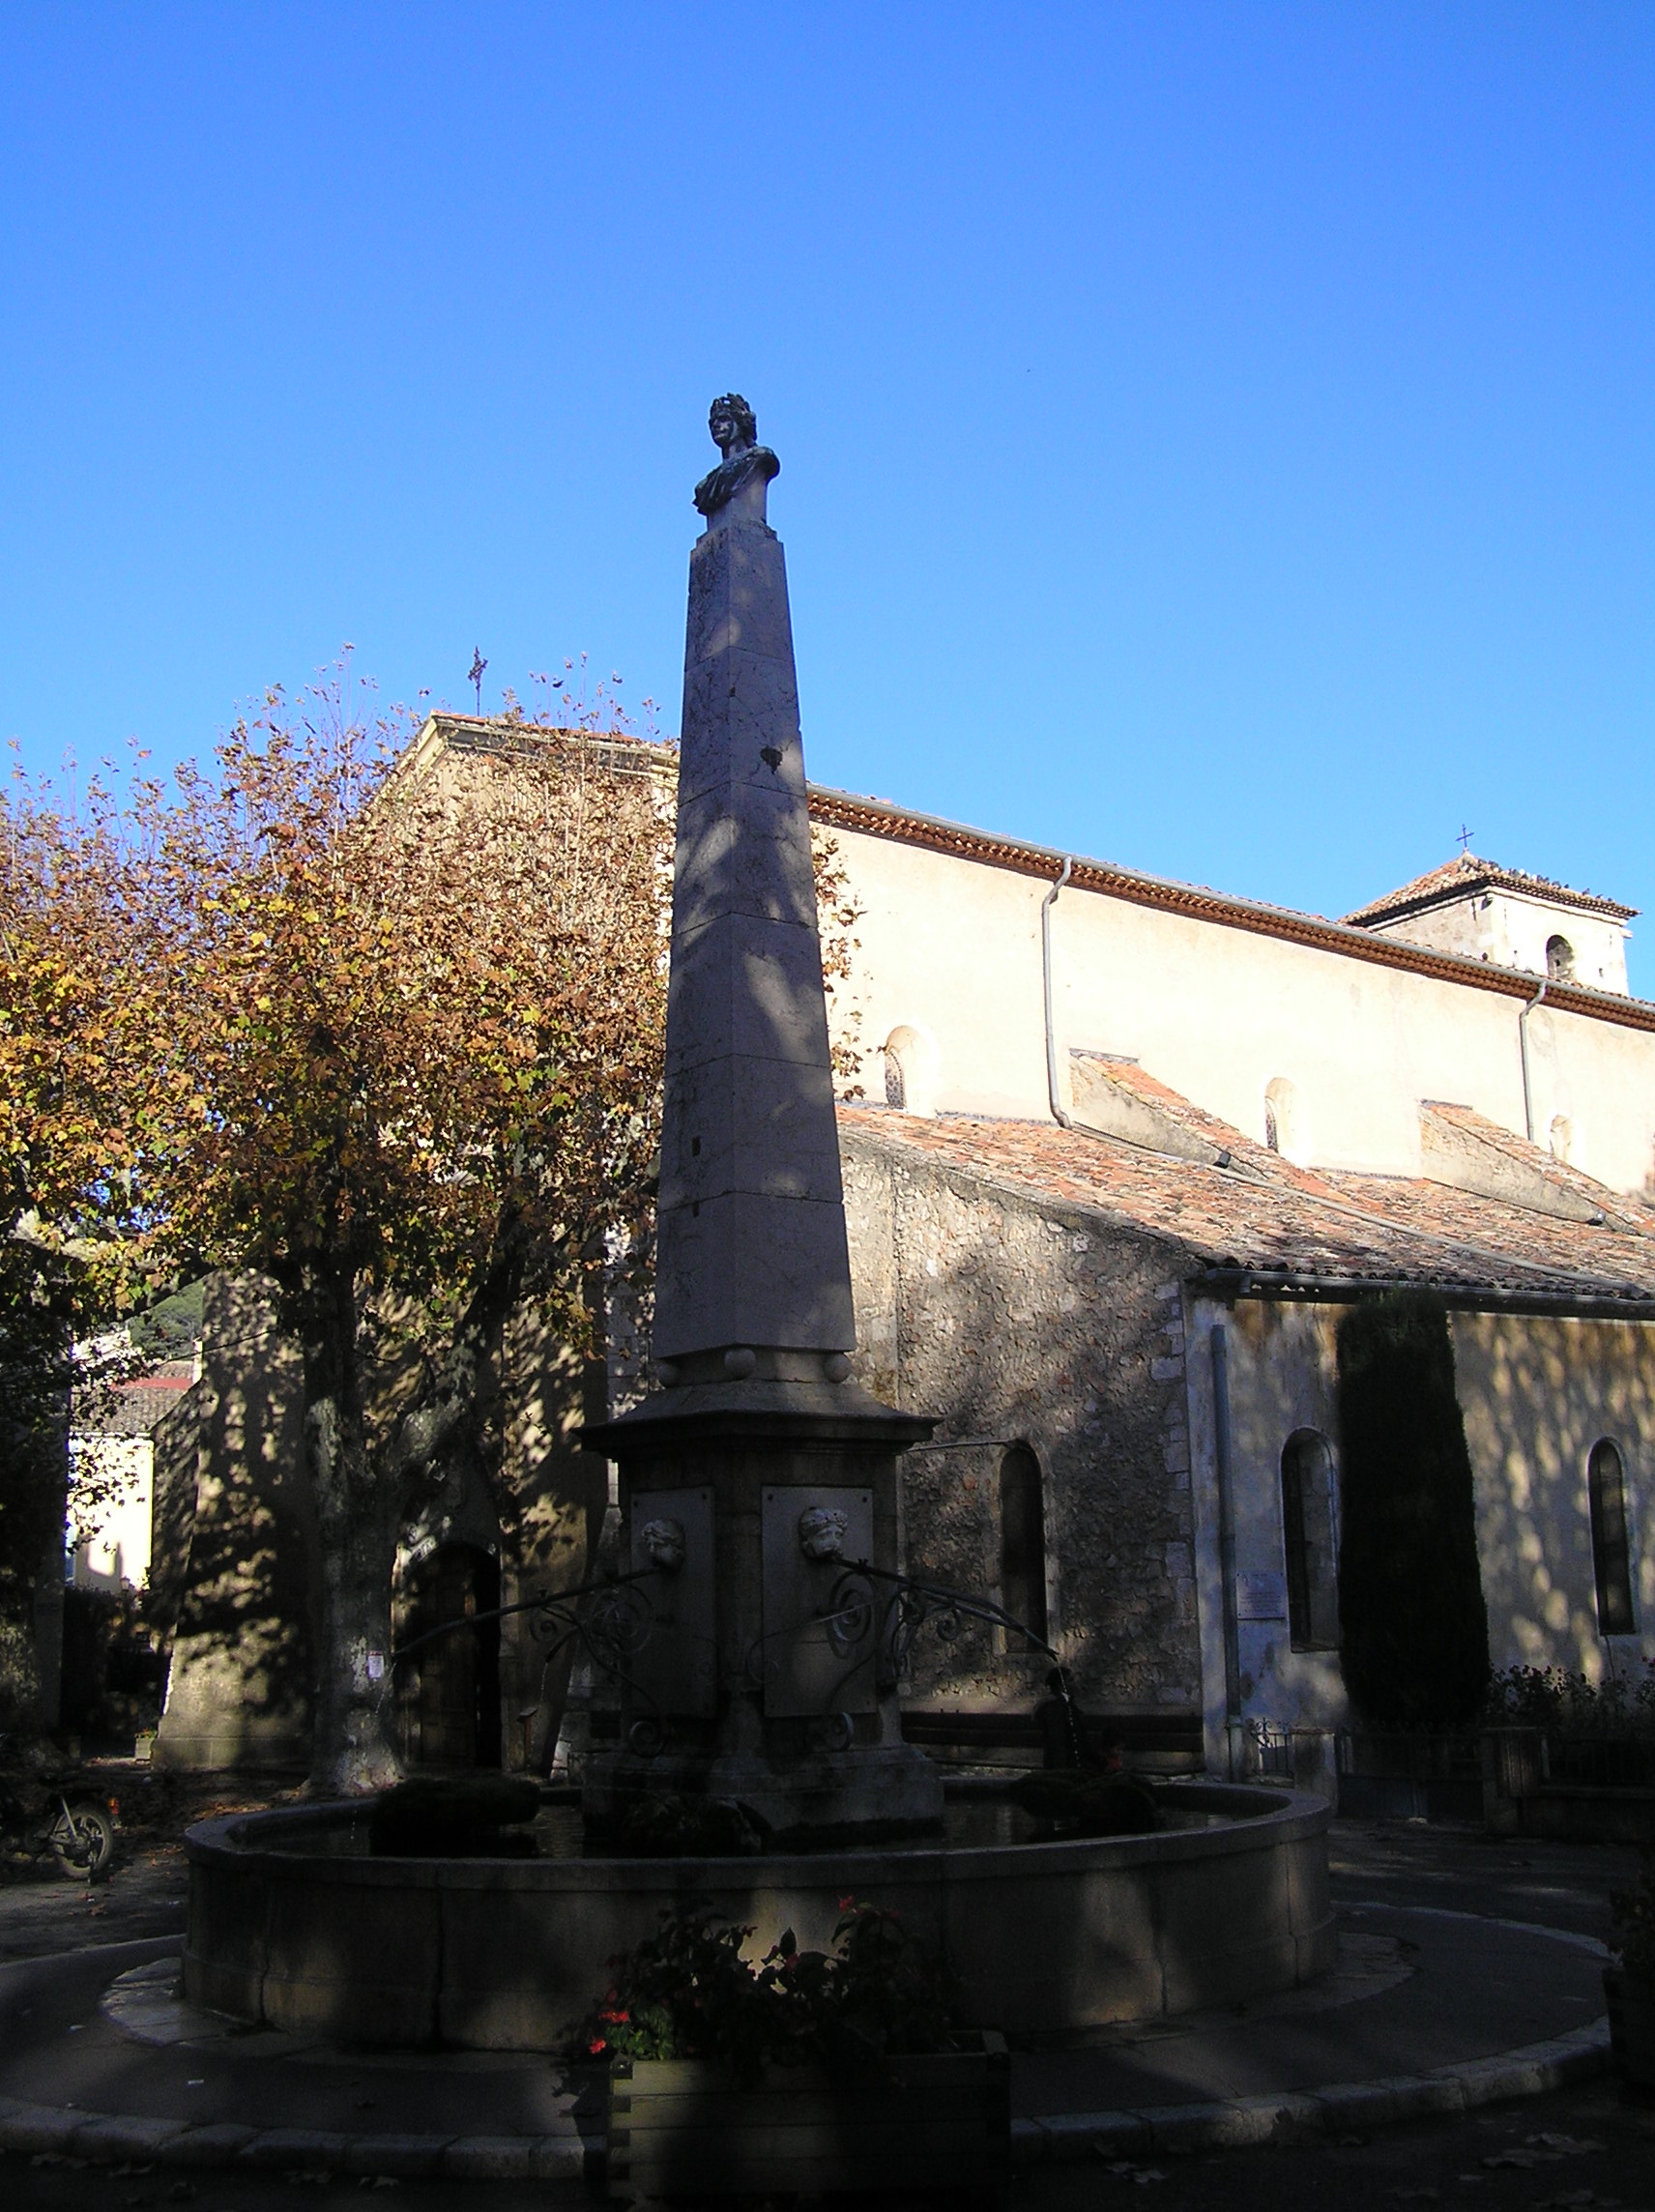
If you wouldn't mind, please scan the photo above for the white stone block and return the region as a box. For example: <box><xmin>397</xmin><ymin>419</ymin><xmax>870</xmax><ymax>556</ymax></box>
<box><xmin>660</xmin><ymin>1055</ymin><xmax>845</xmax><ymax>1208</ymax></box>
<box><xmin>665</xmin><ymin>912</ymin><xmax>835</xmax><ymax>1072</ymax></box>
<box><xmin>654</xmin><ymin>1190</ymin><xmax>856</xmax><ymax>1354</ymax></box>
<box><xmin>673</xmin><ymin>779</ymin><xmax>818</xmax><ymax>935</ymax></box>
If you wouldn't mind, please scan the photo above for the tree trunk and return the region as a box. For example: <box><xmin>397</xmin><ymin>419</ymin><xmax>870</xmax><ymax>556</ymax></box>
<box><xmin>292</xmin><ymin>1222</ymin><xmax>533</xmax><ymax>1793</ymax></box>
<box><xmin>296</xmin><ymin>1265</ymin><xmax>405</xmax><ymax>1795</ymax></box>
<box><xmin>308</xmin><ymin>1467</ymin><xmax>404</xmax><ymax>1794</ymax></box>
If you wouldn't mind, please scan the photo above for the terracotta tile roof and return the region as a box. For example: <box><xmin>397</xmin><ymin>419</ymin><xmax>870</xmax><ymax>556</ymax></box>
<box><xmin>1418</xmin><ymin>1100</ymin><xmax>1655</xmax><ymax>1234</ymax></box>
<box><xmin>836</xmin><ymin>1104</ymin><xmax>1655</xmax><ymax>1312</ymax></box>
<box><xmin>1343</xmin><ymin>853</ymin><xmax>1637</xmax><ymax>928</ymax></box>
<box><xmin>76</xmin><ymin>1364</ymin><xmax>198</xmax><ymax>1439</ymax></box>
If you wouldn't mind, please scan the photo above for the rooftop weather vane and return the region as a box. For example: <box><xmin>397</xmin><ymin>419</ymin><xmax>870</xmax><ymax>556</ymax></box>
<box><xmin>468</xmin><ymin>647</ymin><xmax>487</xmax><ymax>714</ymax></box>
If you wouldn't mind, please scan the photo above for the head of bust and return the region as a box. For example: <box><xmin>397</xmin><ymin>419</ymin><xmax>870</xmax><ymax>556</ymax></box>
<box><xmin>709</xmin><ymin>393</ymin><xmax>757</xmax><ymax>458</ymax></box>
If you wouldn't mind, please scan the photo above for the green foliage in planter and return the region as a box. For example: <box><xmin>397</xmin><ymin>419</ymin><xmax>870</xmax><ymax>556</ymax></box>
<box><xmin>579</xmin><ymin>1901</ymin><xmax>960</xmax><ymax>2081</ymax></box>
<box><xmin>1611</xmin><ymin>1848</ymin><xmax>1655</xmax><ymax>1980</ymax></box>
<box><xmin>1486</xmin><ymin>1661</ymin><xmax>1655</xmax><ymax>1740</ymax></box>
<box><xmin>1335</xmin><ymin>1290</ymin><xmax>1490</xmax><ymax>1728</ymax></box>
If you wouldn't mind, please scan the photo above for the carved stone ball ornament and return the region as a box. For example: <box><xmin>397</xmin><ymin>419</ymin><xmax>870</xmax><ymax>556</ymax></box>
<box><xmin>694</xmin><ymin>391</ymin><xmax>780</xmax><ymax>520</ymax></box>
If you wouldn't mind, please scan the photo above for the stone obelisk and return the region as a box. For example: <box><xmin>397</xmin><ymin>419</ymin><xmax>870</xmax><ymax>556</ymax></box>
<box><xmin>582</xmin><ymin>398</ymin><xmax>942</xmax><ymax>1840</ymax></box>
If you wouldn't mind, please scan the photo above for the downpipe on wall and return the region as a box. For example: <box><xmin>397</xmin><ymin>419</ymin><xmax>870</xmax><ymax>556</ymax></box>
<box><xmin>1208</xmin><ymin>1323</ymin><xmax>1246</xmax><ymax>1780</ymax></box>
<box><xmin>1042</xmin><ymin>858</ymin><xmax>1075</xmax><ymax>1128</ymax></box>
<box><xmin>1519</xmin><ymin>977</ymin><xmax>1548</xmax><ymax>1143</ymax></box>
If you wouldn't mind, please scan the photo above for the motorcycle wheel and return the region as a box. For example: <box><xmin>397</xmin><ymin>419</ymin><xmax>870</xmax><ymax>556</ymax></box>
<box><xmin>51</xmin><ymin>1804</ymin><xmax>116</xmax><ymax>1881</ymax></box>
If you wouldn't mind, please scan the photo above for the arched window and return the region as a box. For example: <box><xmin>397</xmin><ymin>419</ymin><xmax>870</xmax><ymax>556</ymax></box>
<box><xmin>1280</xmin><ymin>1430</ymin><xmax>1339</xmax><ymax>1651</ymax></box>
<box><xmin>1264</xmin><ymin>1077</ymin><xmax>1297</xmax><ymax>1160</ymax></box>
<box><xmin>1547</xmin><ymin>935</ymin><xmax>1575</xmax><ymax>982</ymax></box>
<box><xmin>881</xmin><ymin>1024</ymin><xmax>941</xmax><ymax>1117</ymax></box>
<box><xmin>1588</xmin><ymin>1440</ymin><xmax>1636</xmax><ymax>1636</ymax></box>
<box><xmin>999</xmin><ymin>1444</ymin><xmax>1048</xmax><ymax>1648</ymax></box>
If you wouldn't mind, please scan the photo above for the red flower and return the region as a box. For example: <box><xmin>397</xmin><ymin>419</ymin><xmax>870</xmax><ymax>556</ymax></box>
<box><xmin>838</xmin><ymin>1895</ymin><xmax>857</xmax><ymax>1913</ymax></box>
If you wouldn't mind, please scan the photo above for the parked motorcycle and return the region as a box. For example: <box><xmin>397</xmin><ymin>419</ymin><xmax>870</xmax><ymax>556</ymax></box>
<box><xmin>0</xmin><ymin>1740</ymin><xmax>118</xmax><ymax>1881</ymax></box>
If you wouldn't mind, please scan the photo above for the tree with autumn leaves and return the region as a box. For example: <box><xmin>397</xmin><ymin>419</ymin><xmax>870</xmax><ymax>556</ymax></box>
<box><xmin>1</xmin><ymin>758</ymin><xmax>162</xmax><ymax>1715</ymax></box>
<box><xmin>3</xmin><ymin>672</ymin><xmax>673</xmax><ymax>1787</ymax></box>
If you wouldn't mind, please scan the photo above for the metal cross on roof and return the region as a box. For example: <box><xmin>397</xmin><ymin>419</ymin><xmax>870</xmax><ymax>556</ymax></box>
<box><xmin>1458</xmin><ymin>824</ymin><xmax>1474</xmax><ymax>854</ymax></box>
<box><xmin>468</xmin><ymin>647</ymin><xmax>487</xmax><ymax>713</ymax></box>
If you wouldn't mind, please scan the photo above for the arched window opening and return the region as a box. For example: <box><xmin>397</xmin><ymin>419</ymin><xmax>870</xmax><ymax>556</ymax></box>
<box><xmin>1547</xmin><ymin>935</ymin><xmax>1576</xmax><ymax>983</ymax></box>
<box><xmin>1588</xmin><ymin>1440</ymin><xmax>1636</xmax><ymax>1636</ymax></box>
<box><xmin>999</xmin><ymin>1444</ymin><xmax>1048</xmax><ymax>1649</ymax></box>
<box><xmin>881</xmin><ymin>1024</ymin><xmax>941</xmax><ymax>1118</ymax></box>
<box><xmin>1280</xmin><ymin>1430</ymin><xmax>1339</xmax><ymax>1651</ymax></box>
<box><xmin>1264</xmin><ymin>1077</ymin><xmax>1297</xmax><ymax>1160</ymax></box>
<box><xmin>1549</xmin><ymin>1115</ymin><xmax>1573</xmax><ymax>1165</ymax></box>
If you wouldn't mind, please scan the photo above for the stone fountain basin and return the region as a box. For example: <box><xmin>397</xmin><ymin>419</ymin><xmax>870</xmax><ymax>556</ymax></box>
<box><xmin>183</xmin><ymin>1781</ymin><xmax>1334</xmax><ymax>2049</ymax></box>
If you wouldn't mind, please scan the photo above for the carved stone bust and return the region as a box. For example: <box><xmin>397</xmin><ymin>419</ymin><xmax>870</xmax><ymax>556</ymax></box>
<box><xmin>640</xmin><ymin>1517</ymin><xmax>686</xmax><ymax>1575</ymax></box>
<box><xmin>797</xmin><ymin>1504</ymin><xmax>850</xmax><ymax>1563</ymax></box>
<box><xmin>694</xmin><ymin>393</ymin><xmax>779</xmax><ymax>523</ymax></box>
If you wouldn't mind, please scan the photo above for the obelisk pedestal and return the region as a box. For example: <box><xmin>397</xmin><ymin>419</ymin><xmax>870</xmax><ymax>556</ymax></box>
<box><xmin>582</xmin><ymin>397</ymin><xmax>943</xmax><ymax>1841</ymax></box>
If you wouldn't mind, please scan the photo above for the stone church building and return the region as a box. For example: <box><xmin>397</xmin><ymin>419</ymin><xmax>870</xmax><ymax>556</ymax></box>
<box><xmin>151</xmin><ymin>717</ymin><xmax>1655</xmax><ymax>1784</ymax></box>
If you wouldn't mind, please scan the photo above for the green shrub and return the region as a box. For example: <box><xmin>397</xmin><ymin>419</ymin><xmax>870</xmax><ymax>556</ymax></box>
<box><xmin>1335</xmin><ymin>1290</ymin><xmax>1490</xmax><ymax>1728</ymax></box>
<box><xmin>1486</xmin><ymin>1661</ymin><xmax>1655</xmax><ymax>1740</ymax></box>
<box><xmin>578</xmin><ymin>1901</ymin><xmax>959</xmax><ymax>2081</ymax></box>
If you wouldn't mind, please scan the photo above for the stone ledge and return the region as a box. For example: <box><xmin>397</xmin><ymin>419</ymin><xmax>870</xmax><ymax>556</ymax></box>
<box><xmin>0</xmin><ymin>2021</ymin><xmax>1611</xmax><ymax>2175</ymax></box>
<box><xmin>71</xmin><ymin>2114</ymin><xmax>189</xmax><ymax>2159</ymax></box>
<box><xmin>1007</xmin><ymin>2019</ymin><xmax>1612</xmax><ymax>2166</ymax></box>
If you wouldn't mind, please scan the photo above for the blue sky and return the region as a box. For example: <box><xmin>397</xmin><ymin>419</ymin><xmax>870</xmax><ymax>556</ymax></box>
<box><xmin>3</xmin><ymin>4</ymin><xmax>1651</xmax><ymax>985</ymax></box>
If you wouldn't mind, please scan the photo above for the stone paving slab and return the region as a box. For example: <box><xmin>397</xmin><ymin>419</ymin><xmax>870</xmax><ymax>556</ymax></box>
<box><xmin>0</xmin><ymin>1907</ymin><xmax>1617</xmax><ymax>2174</ymax></box>
<box><xmin>1006</xmin><ymin>2019</ymin><xmax>1611</xmax><ymax>2165</ymax></box>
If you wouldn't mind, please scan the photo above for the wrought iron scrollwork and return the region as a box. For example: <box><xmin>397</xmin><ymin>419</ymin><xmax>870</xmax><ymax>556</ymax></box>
<box><xmin>855</xmin><ymin>1561</ymin><xmax>1055</xmax><ymax>1695</ymax></box>
<box><xmin>394</xmin><ymin>1557</ymin><xmax>1056</xmax><ymax>1738</ymax></box>
<box><xmin>392</xmin><ymin>1565</ymin><xmax>672</xmax><ymax>1739</ymax></box>
<box><xmin>740</xmin><ymin>1560</ymin><xmax>1055</xmax><ymax>1718</ymax></box>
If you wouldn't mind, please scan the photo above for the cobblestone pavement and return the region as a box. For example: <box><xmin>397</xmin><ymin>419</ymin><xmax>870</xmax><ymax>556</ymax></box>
<box><xmin>0</xmin><ymin>1802</ymin><xmax>1646</xmax><ymax>2206</ymax></box>
<box><xmin>0</xmin><ymin>1766</ymin><xmax>297</xmax><ymax>1965</ymax></box>
<box><xmin>1019</xmin><ymin>2080</ymin><xmax>1655</xmax><ymax>2212</ymax></box>
<box><xmin>0</xmin><ymin>2081</ymin><xmax>1650</xmax><ymax>2212</ymax></box>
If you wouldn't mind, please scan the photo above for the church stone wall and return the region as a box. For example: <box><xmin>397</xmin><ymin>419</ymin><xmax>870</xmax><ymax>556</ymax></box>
<box><xmin>1369</xmin><ymin>891</ymin><xmax>1630</xmax><ymax>998</ymax></box>
<box><xmin>154</xmin><ymin>1271</ymin><xmax>603</xmax><ymax>1772</ymax></box>
<box><xmin>1452</xmin><ymin>1311</ymin><xmax>1655</xmax><ymax>1681</ymax></box>
<box><xmin>840</xmin><ymin>1128</ymin><xmax>1204</xmax><ymax>1721</ymax></box>
<box><xmin>830</xmin><ymin>826</ymin><xmax>1655</xmax><ymax>1197</ymax></box>
<box><xmin>154</xmin><ymin>1273</ymin><xmax>316</xmax><ymax>1771</ymax></box>
<box><xmin>1186</xmin><ymin>1294</ymin><xmax>1655</xmax><ymax>1773</ymax></box>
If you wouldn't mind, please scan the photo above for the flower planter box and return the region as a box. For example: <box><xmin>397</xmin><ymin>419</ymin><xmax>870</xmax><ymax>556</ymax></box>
<box><xmin>606</xmin><ymin>2031</ymin><xmax>1010</xmax><ymax>2202</ymax></box>
<box><xmin>1604</xmin><ymin>1965</ymin><xmax>1655</xmax><ymax>2095</ymax></box>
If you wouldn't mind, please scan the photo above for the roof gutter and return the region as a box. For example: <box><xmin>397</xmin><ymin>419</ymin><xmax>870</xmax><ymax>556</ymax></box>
<box><xmin>1195</xmin><ymin>1266</ymin><xmax>1655</xmax><ymax>1324</ymax></box>
<box><xmin>1519</xmin><ymin>977</ymin><xmax>1549</xmax><ymax>1144</ymax></box>
<box><xmin>1042</xmin><ymin>858</ymin><xmax>1075</xmax><ymax>1129</ymax></box>
<box><xmin>807</xmin><ymin>784</ymin><xmax>1655</xmax><ymax>1036</ymax></box>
